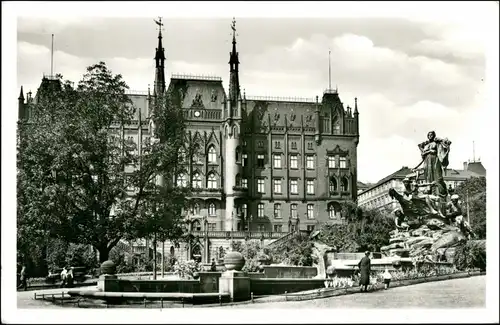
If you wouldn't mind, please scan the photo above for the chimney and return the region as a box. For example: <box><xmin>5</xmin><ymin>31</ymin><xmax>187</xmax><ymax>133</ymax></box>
<box><xmin>463</xmin><ymin>161</ymin><xmax>468</xmax><ymax>171</ymax></box>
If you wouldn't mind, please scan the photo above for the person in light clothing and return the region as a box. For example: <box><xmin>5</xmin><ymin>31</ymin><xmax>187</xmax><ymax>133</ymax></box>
<box><xmin>383</xmin><ymin>268</ymin><xmax>392</xmax><ymax>290</ymax></box>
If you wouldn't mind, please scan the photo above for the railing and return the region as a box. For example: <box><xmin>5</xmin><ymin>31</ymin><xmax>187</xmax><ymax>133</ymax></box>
<box><xmin>189</xmin><ymin>230</ymin><xmax>286</xmax><ymax>239</ymax></box>
<box><xmin>323</xmin><ymin>88</ymin><xmax>338</xmax><ymax>95</ymax></box>
<box><xmin>43</xmin><ymin>73</ymin><xmax>59</xmax><ymax>80</ymax></box>
<box><xmin>246</xmin><ymin>95</ymin><xmax>316</xmax><ymax>103</ymax></box>
<box><xmin>171</xmin><ymin>73</ymin><xmax>222</xmax><ymax>81</ymax></box>
<box><xmin>265</xmin><ymin>230</ymin><xmax>310</xmax><ymax>249</ymax></box>
<box><xmin>232</xmin><ymin>186</ymin><xmax>249</xmax><ymax>192</ymax></box>
<box><xmin>125</xmin><ymin>89</ymin><xmax>149</xmax><ymax>96</ymax></box>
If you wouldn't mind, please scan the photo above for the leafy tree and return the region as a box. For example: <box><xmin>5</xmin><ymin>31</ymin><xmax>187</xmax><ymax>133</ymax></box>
<box><xmin>231</xmin><ymin>240</ymin><xmax>262</xmax><ymax>272</ymax></box>
<box><xmin>453</xmin><ymin>177</ymin><xmax>486</xmax><ymax>239</ymax></box>
<box><xmin>316</xmin><ymin>223</ymin><xmax>359</xmax><ymax>252</ymax></box>
<box><xmin>355</xmin><ymin>208</ymin><xmax>394</xmax><ymax>252</ymax></box>
<box><xmin>269</xmin><ymin>233</ymin><xmax>318</xmax><ymax>266</ymax></box>
<box><xmin>17</xmin><ymin>62</ymin><xmax>189</xmax><ymax>264</ymax></box>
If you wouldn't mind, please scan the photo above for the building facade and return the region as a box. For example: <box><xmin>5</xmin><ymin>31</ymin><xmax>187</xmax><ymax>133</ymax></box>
<box><xmin>18</xmin><ymin>19</ymin><xmax>361</xmax><ymax>264</ymax></box>
<box><xmin>357</xmin><ymin>162</ymin><xmax>486</xmax><ymax>212</ymax></box>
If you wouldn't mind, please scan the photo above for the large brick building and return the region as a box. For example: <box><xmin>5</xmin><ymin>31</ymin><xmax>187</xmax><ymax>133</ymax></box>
<box><xmin>18</xmin><ymin>19</ymin><xmax>360</xmax><ymax>264</ymax></box>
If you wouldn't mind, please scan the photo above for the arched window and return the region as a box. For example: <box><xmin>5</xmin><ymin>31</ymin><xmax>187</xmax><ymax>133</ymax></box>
<box><xmin>235</xmin><ymin>147</ymin><xmax>241</xmax><ymax>162</ymax></box>
<box><xmin>192</xmin><ymin>219</ymin><xmax>201</xmax><ymax>231</ymax></box>
<box><xmin>170</xmin><ymin>246</ymin><xmax>175</xmax><ymax>256</ymax></box>
<box><xmin>192</xmin><ymin>172</ymin><xmax>202</xmax><ymax>188</ymax></box>
<box><xmin>328</xmin><ymin>202</ymin><xmax>341</xmax><ymax>219</ymax></box>
<box><xmin>208</xmin><ymin>146</ymin><xmax>217</xmax><ymax>164</ymax></box>
<box><xmin>178</xmin><ymin>147</ymin><xmax>186</xmax><ymax>163</ymax></box>
<box><xmin>333</xmin><ymin>116</ymin><xmax>341</xmax><ymax>135</ymax></box>
<box><xmin>242</xmin><ymin>204</ymin><xmax>247</xmax><ymax>219</ymax></box>
<box><xmin>329</xmin><ymin>177</ymin><xmax>338</xmax><ymax>192</ymax></box>
<box><xmin>235</xmin><ymin>174</ymin><xmax>241</xmax><ymax>187</ymax></box>
<box><xmin>177</xmin><ymin>173</ymin><xmax>187</xmax><ymax>187</ymax></box>
<box><xmin>341</xmin><ymin>177</ymin><xmax>349</xmax><ymax>191</ymax></box>
<box><xmin>208</xmin><ymin>203</ymin><xmax>216</xmax><ymax>216</ymax></box>
<box><xmin>207</xmin><ymin>173</ymin><xmax>217</xmax><ymax>189</ymax></box>
<box><xmin>194</xmin><ymin>203</ymin><xmax>200</xmax><ymax>215</ymax></box>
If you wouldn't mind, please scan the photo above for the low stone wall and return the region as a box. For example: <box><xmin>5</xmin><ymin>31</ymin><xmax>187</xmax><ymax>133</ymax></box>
<box><xmin>105</xmin><ymin>279</ymin><xmax>201</xmax><ymax>293</ymax></box>
<box><xmin>262</xmin><ymin>266</ymin><xmax>317</xmax><ymax>279</ymax></box>
<box><xmin>250</xmin><ymin>278</ymin><xmax>325</xmax><ymax>296</ymax></box>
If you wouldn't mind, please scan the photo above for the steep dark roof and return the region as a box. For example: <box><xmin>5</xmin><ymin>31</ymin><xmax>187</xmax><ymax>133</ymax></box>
<box><xmin>167</xmin><ymin>76</ymin><xmax>226</xmax><ymax>110</ymax></box>
<box><xmin>466</xmin><ymin>161</ymin><xmax>486</xmax><ymax>176</ymax></box>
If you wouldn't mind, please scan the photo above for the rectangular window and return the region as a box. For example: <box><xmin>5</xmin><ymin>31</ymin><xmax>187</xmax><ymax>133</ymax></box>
<box><xmin>273</xmin><ymin>179</ymin><xmax>282</xmax><ymax>194</ymax></box>
<box><xmin>290</xmin><ymin>204</ymin><xmax>298</xmax><ymax>219</ymax></box>
<box><xmin>273</xmin><ymin>224</ymin><xmax>283</xmax><ymax>232</ymax></box>
<box><xmin>242</xmin><ymin>154</ymin><xmax>248</xmax><ymax>167</ymax></box>
<box><xmin>257</xmin><ymin>154</ymin><xmax>265</xmax><ymax>168</ymax></box>
<box><xmin>340</xmin><ymin>156</ymin><xmax>347</xmax><ymax>168</ymax></box>
<box><xmin>242</xmin><ymin>178</ymin><xmax>248</xmax><ymax>188</ymax></box>
<box><xmin>258</xmin><ymin>203</ymin><xmax>264</xmax><ymax>218</ymax></box>
<box><xmin>258</xmin><ymin>224</ymin><xmax>265</xmax><ymax>232</ymax></box>
<box><xmin>257</xmin><ymin>179</ymin><xmax>265</xmax><ymax>193</ymax></box>
<box><xmin>307</xmin><ymin>142</ymin><xmax>313</xmax><ymax>150</ymax></box>
<box><xmin>208</xmin><ymin>223</ymin><xmax>216</xmax><ymax>231</ymax></box>
<box><xmin>291</xmin><ymin>142</ymin><xmax>297</xmax><ymax>150</ymax></box>
<box><xmin>307</xmin><ymin>225</ymin><xmax>315</xmax><ymax>232</ymax></box>
<box><xmin>290</xmin><ymin>179</ymin><xmax>298</xmax><ymax>194</ymax></box>
<box><xmin>274</xmin><ymin>203</ymin><xmax>282</xmax><ymax>219</ymax></box>
<box><xmin>306</xmin><ymin>156</ymin><xmax>315</xmax><ymax>169</ymax></box>
<box><xmin>307</xmin><ymin>204</ymin><xmax>314</xmax><ymax>219</ymax></box>
<box><xmin>307</xmin><ymin>180</ymin><xmax>315</xmax><ymax>194</ymax></box>
<box><xmin>258</xmin><ymin>141</ymin><xmax>264</xmax><ymax>148</ymax></box>
<box><xmin>273</xmin><ymin>154</ymin><xmax>282</xmax><ymax>168</ymax></box>
<box><xmin>275</xmin><ymin>141</ymin><xmax>281</xmax><ymax>149</ymax></box>
<box><xmin>290</xmin><ymin>155</ymin><xmax>298</xmax><ymax>169</ymax></box>
<box><xmin>328</xmin><ymin>156</ymin><xmax>336</xmax><ymax>168</ymax></box>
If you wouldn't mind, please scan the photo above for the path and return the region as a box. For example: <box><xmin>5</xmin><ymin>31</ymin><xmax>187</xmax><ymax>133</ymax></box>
<box><xmin>220</xmin><ymin>275</ymin><xmax>486</xmax><ymax>309</ymax></box>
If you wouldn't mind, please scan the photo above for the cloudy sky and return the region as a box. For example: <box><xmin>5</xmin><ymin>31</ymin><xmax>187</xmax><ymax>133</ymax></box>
<box><xmin>13</xmin><ymin>2</ymin><xmax>498</xmax><ymax>184</ymax></box>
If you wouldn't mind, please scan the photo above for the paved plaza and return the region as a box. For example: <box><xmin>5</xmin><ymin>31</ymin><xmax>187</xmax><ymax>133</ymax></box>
<box><xmin>220</xmin><ymin>275</ymin><xmax>486</xmax><ymax>309</ymax></box>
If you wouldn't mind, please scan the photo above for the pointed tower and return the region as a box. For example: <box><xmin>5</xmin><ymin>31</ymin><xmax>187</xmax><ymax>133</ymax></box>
<box><xmin>18</xmin><ymin>86</ymin><xmax>25</xmax><ymax>121</ymax></box>
<box><xmin>223</xmin><ymin>18</ymin><xmax>244</xmax><ymax>232</ymax></box>
<box><xmin>354</xmin><ymin>97</ymin><xmax>359</xmax><ymax>141</ymax></box>
<box><xmin>154</xmin><ymin>17</ymin><xmax>166</xmax><ymax>96</ymax></box>
<box><xmin>228</xmin><ymin>17</ymin><xmax>240</xmax><ymax>106</ymax></box>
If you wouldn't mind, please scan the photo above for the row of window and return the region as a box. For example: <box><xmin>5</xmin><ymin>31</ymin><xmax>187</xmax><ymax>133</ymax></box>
<box><xmin>178</xmin><ymin>147</ymin><xmax>349</xmax><ymax>170</ymax></box>
<box><xmin>177</xmin><ymin>173</ymin><xmax>350</xmax><ymax>194</ymax></box>
<box><xmin>193</xmin><ymin>223</ymin><xmax>316</xmax><ymax>233</ymax></box>
<box><xmin>189</xmin><ymin>202</ymin><xmax>341</xmax><ymax>220</ymax></box>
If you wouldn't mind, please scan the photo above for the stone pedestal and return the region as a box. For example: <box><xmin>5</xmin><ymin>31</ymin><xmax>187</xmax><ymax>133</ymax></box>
<box><xmin>97</xmin><ymin>274</ymin><xmax>118</xmax><ymax>292</ymax></box>
<box><xmin>218</xmin><ymin>270</ymin><xmax>250</xmax><ymax>302</ymax></box>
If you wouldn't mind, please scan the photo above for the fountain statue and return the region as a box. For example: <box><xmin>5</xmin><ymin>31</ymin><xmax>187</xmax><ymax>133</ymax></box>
<box><xmin>384</xmin><ymin>131</ymin><xmax>475</xmax><ymax>264</ymax></box>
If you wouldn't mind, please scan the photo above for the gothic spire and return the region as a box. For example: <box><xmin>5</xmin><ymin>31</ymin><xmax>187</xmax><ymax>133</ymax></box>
<box><xmin>228</xmin><ymin>17</ymin><xmax>240</xmax><ymax>102</ymax></box>
<box><xmin>154</xmin><ymin>17</ymin><xmax>166</xmax><ymax>95</ymax></box>
<box><xmin>18</xmin><ymin>86</ymin><xmax>24</xmax><ymax>101</ymax></box>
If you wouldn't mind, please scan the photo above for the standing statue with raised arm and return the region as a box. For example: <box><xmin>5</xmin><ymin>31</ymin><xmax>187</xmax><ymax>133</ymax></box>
<box><xmin>417</xmin><ymin>131</ymin><xmax>451</xmax><ymax>199</ymax></box>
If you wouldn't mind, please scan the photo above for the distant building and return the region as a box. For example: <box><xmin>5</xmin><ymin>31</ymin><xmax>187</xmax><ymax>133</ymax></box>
<box><xmin>357</xmin><ymin>181</ymin><xmax>372</xmax><ymax>194</ymax></box>
<box><xmin>357</xmin><ymin>161</ymin><xmax>486</xmax><ymax>211</ymax></box>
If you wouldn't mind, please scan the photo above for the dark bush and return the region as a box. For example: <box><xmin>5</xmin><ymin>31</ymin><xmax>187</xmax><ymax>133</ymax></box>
<box><xmin>453</xmin><ymin>240</ymin><xmax>486</xmax><ymax>271</ymax></box>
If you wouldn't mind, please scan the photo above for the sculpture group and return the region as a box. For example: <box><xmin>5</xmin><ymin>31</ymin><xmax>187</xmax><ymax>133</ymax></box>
<box><xmin>383</xmin><ymin>131</ymin><xmax>474</xmax><ymax>263</ymax></box>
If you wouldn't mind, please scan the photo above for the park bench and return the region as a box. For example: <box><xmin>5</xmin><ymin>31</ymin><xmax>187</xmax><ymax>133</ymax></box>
<box><xmin>45</xmin><ymin>266</ymin><xmax>89</xmax><ymax>284</ymax></box>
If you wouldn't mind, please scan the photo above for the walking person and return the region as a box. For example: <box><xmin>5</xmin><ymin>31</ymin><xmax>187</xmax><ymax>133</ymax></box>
<box><xmin>383</xmin><ymin>268</ymin><xmax>392</xmax><ymax>290</ymax></box>
<box><xmin>357</xmin><ymin>251</ymin><xmax>371</xmax><ymax>292</ymax></box>
<box><xmin>60</xmin><ymin>266</ymin><xmax>68</xmax><ymax>288</ymax></box>
<box><xmin>210</xmin><ymin>258</ymin><xmax>217</xmax><ymax>272</ymax></box>
<box><xmin>17</xmin><ymin>264</ymin><xmax>28</xmax><ymax>291</ymax></box>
